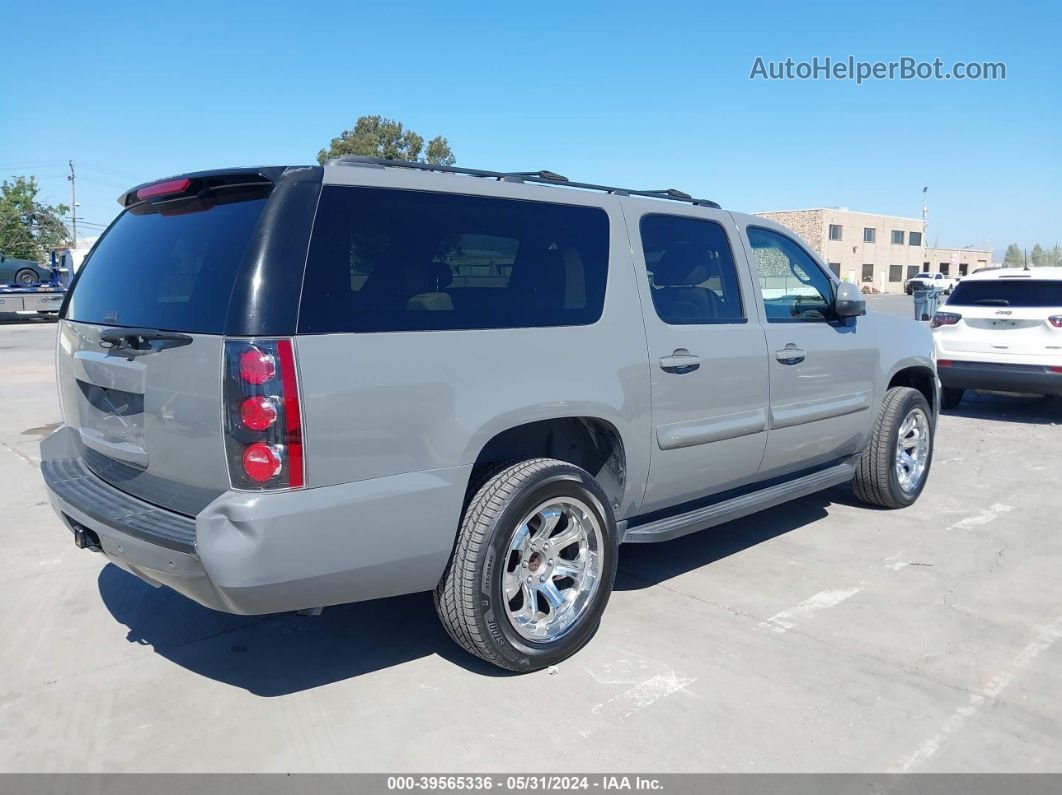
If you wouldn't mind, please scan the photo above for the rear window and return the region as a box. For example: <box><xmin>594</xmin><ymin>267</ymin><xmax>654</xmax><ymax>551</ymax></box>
<box><xmin>948</xmin><ymin>279</ymin><xmax>1062</xmax><ymax>308</ymax></box>
<box><xmin>64</xmin><ymin>187</ymin><xmax>269</xmax><ymax>333</ymax></box>
<box><xmin>298</xmin><ymin>187</ymin><xmax>609</xmax><ymax>333</ymax></box>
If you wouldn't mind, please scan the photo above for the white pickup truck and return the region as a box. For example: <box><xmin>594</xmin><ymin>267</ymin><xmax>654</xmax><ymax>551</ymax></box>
<box><xmin>905</xmin><ymin>271</ymin><xmax>957</xmax><ymax>295</ymax></box>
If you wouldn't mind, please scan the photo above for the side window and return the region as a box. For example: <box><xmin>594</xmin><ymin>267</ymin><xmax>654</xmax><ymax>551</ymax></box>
<box><xmin>639</xmin><ymin>214</ymin><xmax>745</xmax><ymax>325</ymax></box>
<box><xmin>747</xmin><ymin>226</ymin><xmax>835</xmax><ymax>323</ymax></box>
<box><xmin>300</xmin><ymin>187</ymin><xmax>609</xmax><ymax>333</ymax></box>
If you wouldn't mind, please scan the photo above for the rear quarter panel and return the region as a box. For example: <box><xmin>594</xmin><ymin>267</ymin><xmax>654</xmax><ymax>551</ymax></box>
<box><xmin>295</xmin><ymin>186</ymin><xmax>652</xmax><ymax>520</ymax></box>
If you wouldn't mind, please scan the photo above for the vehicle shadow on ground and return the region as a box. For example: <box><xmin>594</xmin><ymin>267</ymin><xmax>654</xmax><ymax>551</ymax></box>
<box><xmin>97</xmin><ymin>564</ymin><xmax>507</xmax><ymax>697</ymax></box>
<box><xmin>615</xmin><ymin>492</ymin><xmax>835</xmax><ymax>591</ymax></box>
<box><xmin>943</xmin><ymin>392</ymin><xmax>1061</xmax><ymax>426</ymax></box>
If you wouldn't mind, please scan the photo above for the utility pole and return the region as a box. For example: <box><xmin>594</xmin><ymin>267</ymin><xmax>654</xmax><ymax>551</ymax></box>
<box><xmin>921</xmin><ymin>186</ymin><xmax>928</xmax><ymax>271</ymax></box>
<box><xmin>67</xmin><ymin>160</ymin><xmax>77</xmax><ymax>247</ymax></box>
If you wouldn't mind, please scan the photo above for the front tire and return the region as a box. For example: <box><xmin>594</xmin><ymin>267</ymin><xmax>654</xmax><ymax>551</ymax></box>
<box><xmin>435</xmin><ymin>458</ymin><xmax>618</xmax><ymax>672</ymax></box>
<box><xmin>853</xmin><ymin>387</ymin><xmax>934</xmax><ymax>509</ymax></box>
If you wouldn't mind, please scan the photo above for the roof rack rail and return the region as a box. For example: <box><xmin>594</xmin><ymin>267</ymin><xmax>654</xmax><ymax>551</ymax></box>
<box><xmin>327</xmin><ymin>156</ymin><xmax>721</xmax><ymax>209</ymax></box>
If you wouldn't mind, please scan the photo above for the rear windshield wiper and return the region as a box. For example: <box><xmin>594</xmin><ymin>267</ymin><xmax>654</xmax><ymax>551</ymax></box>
<box><xmin>100</xmin><ymin>327</ymin><xmax>193</xmax><ymax>351</ymax></box>
<box><xmin>972</xmin><ymin>299</ymin><xmax>1010</xmax><ymax>306</ymax></box>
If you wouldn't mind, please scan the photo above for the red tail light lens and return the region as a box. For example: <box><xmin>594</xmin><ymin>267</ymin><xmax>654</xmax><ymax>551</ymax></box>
<box><xmin>224</xmin><ymin>339</ymin><xmax>304</xmax><ymax>490</ymax></box>
<box><xmin>240</xmin><ymin>396</ymin><xmax>278</xmax><ymax>431</ymax></box>
<box><xmin>937</xmin><ymin>359</ymin><xmax>953</xmax><ymax>367</ymax></box>
<box><xmin>1048</xmin><ymin>316</ymin><xmax>1062</xmax><ymax>329</ymax></box>
<box><xmin>239</xmin><ymin>348</ymin><xmax>277</xmax><ymax>384</ymax></box>
<box><xmin>931</xmin><ymin>312</ymin><xmax>962</xmax><ymax>329</ymax></box>
<box><xmin>242</xmin><ymin>443</ymin><xmax>282</xmax><ymax>482</ymax></box>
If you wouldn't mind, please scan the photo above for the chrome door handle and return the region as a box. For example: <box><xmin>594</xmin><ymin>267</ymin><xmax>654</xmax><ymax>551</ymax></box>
<box><xmin>659</xmin><ymin>349</ymin><xmax>701</xmax><ymax>374</ymax></box>
<box><xmin>775</xmin><ymin>344</ymin><xmax>806</xmax><ymax>365</ymax></box>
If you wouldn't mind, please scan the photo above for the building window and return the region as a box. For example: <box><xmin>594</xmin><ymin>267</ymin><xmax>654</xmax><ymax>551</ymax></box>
<box><xmin>923</xmin><ymin>261</ymin><xmax>930</xmax><ymax>269</ymax></box>
<box><xmin>940</xmin><ymin>263</ymin><xmax>950</xmax><ymax>275</ymax></box>
<box><xmin>909</xmin><ymin>231</ymin><xmax>922</xmax><ymax>246</ymax></box>
<box><xmin>959</xmin><ymin>264</ymin><xmax>969</xmax><ymax>276</ymax></box>
<box><xmin>863</xmin><ymin>227</ymin><xmax>876</xmax><ymax>243</ymax></box>
<box><xmin>828</xmin><ymin>262</ymin><xmax>841</xmax><ymax>278</ymax></box>
<box><xmin>829</xmin><ymin>224</ymin><xmax>843</xmax><ymax>241</ymax></box>
<box><xmin>907</xmin><ymin>265</ymin><xmax>920</xmax><ymax>279</ymax></box>
<box><xmin>862</xmin><ymin>263</ymin><xmax>874</xmax><ymax>283</ymax></box>
<box><xmin>889</xmin><ymin>265</ymin><xmax>902</xmax><ymax>282</ymax></box>
<box><xmin>891</xmin><ymin>230</ymin><xmax>904</xmax><ymax>245</ymax></box>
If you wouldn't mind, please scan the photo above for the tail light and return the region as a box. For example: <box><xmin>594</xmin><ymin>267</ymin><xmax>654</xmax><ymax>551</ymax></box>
<box><xmin>931</xmin><ymin>312</ymin><xmax>961</xmax><ymax>329</ymax></box>
<box><xmin>224</xmin><ymin>339</ymin><xmax>304</xmax><ymax>490</ymax></box>
<box><xmin>1048</xmin><ymin>316</ymin><xmax>1062</xmax><ymax>329</ymax></box>
<box><xmin>937</xmin><ymin>359</ymin><xmax>953</xmax><ymax>367</ymax></box>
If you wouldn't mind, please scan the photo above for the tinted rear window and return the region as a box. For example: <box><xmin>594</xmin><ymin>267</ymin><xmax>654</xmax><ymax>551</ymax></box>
<box><xmin>298</xmin><ymin>187</ymin><xmax>609</xmax><ymax>333</ymax></box>
<box><xmin>948</xmin><ymin>279</ymin><xmax>1062</xmax><ymax>307</ymax></box>
<box><xmin>65</xmin><ymin>187</ymin><xmax>269</xmax><ymax>333</ymax></box>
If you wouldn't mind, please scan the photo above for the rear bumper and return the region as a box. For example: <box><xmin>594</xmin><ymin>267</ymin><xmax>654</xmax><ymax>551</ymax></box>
<box><xmin>938</xmin><ymin>360</ymin><xmax>1062</xmax><ymax>396</ymax></box>
<box><xmin>40</xmin><ymin>425</ymin><xmax>471</xmax><ymax>615</ymax></box>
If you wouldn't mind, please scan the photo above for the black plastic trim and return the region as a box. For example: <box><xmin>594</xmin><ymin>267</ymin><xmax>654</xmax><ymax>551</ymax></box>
<box><xmin>626</xmin><ymin>457</ymin><xmax>851</xmax><ymax>530</ymax></box>
<box><xmin>225</xmin><ymin>166</ymin><xmax>323</xmax><ymax>336</ymax></box>
<box><xmin>42</xmin><ymin>457</ymin><xmax>197</xmax><ymax>553</ymax></box>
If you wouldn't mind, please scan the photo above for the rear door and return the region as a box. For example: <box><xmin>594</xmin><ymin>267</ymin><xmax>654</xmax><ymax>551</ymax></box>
<box><xmin>739</xmin><ymin>223</ymin><xmax>878</xmax><ymax>478</ymax></box>
<box><xmin>628</xmin><ymin>208</ymin><xmax>770</xmax><ymax>514</ymax></box>
<box><xmin>57</xmin><ymin>175</ymin><xmax>293</xmax><ymax>516</ymax></box>
<box><xmin>938</xmin><ymin>276</ymin><xmax>1062</xmax><ymax>361</ymax></box>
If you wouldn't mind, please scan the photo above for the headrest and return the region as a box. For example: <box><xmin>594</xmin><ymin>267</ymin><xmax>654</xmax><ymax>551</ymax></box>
<box><xmin>654</xmin><ymin>244</ymin><xmax>710</xmax><ymax>287</ymax></box>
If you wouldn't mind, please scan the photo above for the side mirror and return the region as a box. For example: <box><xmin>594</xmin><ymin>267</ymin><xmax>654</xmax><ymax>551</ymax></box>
<box><xmin>834</xmin><ymin>281</ymin><xmax>866</xmax><ymax>318</ymax></box>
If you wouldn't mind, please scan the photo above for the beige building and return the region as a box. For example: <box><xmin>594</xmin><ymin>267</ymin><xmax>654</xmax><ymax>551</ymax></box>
<box><xmin>756</xmin><ymin>208</ymin><xmax>992</xmax><ymax>293</ymax></box>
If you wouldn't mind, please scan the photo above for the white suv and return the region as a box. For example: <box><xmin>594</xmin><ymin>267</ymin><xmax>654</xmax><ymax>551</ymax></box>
<box><xmin>932</xmin><ymin>267</ymin><xmax>1062</xmax><ymax>408</ymax></box>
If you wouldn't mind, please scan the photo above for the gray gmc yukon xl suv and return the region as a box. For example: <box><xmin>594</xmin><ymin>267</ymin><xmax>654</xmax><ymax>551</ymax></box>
<box><xmin>41</xmin><ymin>158</ymin><xmax>938</xmax><ymax>672</ymax></box>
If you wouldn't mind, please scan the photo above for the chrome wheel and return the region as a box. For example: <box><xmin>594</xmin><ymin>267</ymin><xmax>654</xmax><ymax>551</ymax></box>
<box><xmin>895</xmin><ymin>407</ymin><xmax>930</xmax><ymax>493</ymax></box>
<box><xmin>502</xmin><ymin>497</ymin><xmax>604</xmax><ymax>642</ymax></box>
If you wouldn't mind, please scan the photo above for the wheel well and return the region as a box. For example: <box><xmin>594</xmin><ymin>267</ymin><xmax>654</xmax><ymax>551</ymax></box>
<box><xmin>888</xmin><ymin>367</ymin><xmax>936</xmax><ymax>413</ymax></box>
<box><xmin>470</xmin><ymin>418</ymin><xmax>626</xmax><ymax>511</ymax></box>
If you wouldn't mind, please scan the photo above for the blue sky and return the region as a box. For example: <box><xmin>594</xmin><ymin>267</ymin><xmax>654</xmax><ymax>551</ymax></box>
<box><xmin>2</xmin><ymin>0</ymin><xmax>1058</xmax><ymax>255</ymax></box>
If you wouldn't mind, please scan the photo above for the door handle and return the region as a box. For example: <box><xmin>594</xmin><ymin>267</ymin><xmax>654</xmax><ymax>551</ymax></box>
<box><xmin>775</xmin><ymin>344</ymin><xmax>806</xmax><ymax>365</ymax></box>
<box><xmin>659</xmin><ymin>349</ymin><xmax>701</xmax><ymax>374</ymax></box>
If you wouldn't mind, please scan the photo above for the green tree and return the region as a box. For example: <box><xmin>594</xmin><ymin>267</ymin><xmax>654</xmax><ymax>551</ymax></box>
<box><xmin>1030</xmin><ymin>243</ymin><xmax>1047</xmax><ymax>267</ymax></box>
<box><xmin>1051</xmin><ymin>244</ymin><xmax>1062</xmax><ymax>268</ymax></box>
<box><xmin>317</xmin><ymin>115</ymin><xmax>455</xmax><ymax>166</ymax></box>
<box><xmin>1003</xmin><ymin>243</ymin><xmax>1024</xmax><ymax>267</ymax></box>
<box><xmin>0</xmin><ymin>177</ymin><xmax>70</xmax><ymax>261</ymax></box>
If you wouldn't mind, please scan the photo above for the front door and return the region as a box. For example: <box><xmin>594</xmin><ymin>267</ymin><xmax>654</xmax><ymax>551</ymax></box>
<box><xmin>629</xmin><ymin>209</ymin><xmax>770</xmax><ymax>515</ymax></box>
<box><xmin>738</xmin><ymin>223</ymin><xmax>878</xmax><ymax>478</ymax></box>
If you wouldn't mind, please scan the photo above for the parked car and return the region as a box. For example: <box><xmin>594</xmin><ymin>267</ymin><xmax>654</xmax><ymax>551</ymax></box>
<box><xmin>40</xmin><ymin>160</ymin><xmax>938</xmax><ymax>671</ymax></box>
<box><xmin>0</xmin><ymin>253</ymin><xmax>51</xmax><ymax>286</ymax></box>
<box><xmin>932</xmin><ymin>266</ymin><xmax>1062</xmax><ymax>408</ymax></box>
<box><xmin>906</xmin><ymin>271</ymin><xmax>957</xmax><ymax>295</ymax></box>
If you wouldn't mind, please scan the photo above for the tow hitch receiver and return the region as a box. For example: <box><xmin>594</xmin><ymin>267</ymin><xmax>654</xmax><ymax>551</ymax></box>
<box><xmin>72</xmin><ymin>523</ymin><xmax>102</xmax><ymax>552</ymax></box>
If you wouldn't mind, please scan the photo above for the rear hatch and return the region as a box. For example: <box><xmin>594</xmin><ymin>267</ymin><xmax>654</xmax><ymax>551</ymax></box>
<box><xmin>937</xmin><ymin>276</ymin><xmax>1062</xmax><ymax>360</ymax></box>
<box><xmin>57</xmin><ymin>169</ymin><xmax>315</xmax><ymax>516</ymax></box>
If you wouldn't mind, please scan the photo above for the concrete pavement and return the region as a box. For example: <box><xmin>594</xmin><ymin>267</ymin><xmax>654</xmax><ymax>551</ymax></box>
<box><xmin>1</xmin><ymin>306</ymin><xmax>1060</xmax><ymax>772</ymax></box>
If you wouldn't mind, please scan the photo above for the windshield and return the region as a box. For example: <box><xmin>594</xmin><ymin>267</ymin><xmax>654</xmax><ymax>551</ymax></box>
<box><xmin>64</xmin><ymin>187</ymin><xmax>270</xmax><ymax>333</ymax></box>
<box><xmin>947</xmin><ymin>279</ymin><xmax>1062</xmax><ymax>307</ymax></box>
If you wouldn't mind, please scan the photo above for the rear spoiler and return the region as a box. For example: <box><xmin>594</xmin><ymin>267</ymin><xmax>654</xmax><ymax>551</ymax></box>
<box><xmin>118</xmin><ymin>167</ymin><xmax>294</xmax><ymax>208</ymax></box>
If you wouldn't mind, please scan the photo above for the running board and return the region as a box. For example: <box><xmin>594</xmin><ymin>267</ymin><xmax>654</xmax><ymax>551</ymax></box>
<box><xmin>619</xmin><ymin>461</ymin><xmax>856</xmax><ymax>544</ymax></box>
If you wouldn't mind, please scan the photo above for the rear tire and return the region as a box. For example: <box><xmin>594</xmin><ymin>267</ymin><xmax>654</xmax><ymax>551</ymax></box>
<box><xmin>435</xmin><ymin>458</ymin><xmax>618</xmax><ymax>672</ymax></box>
<box><xmin>853</xmin><ymin>387</ymin><xmax>934</xmax><ymax>509</ymax></box>
<box><xmin>941</xmin><ymin>387</ymin><xmax>964</xmax><ymax>410</ymax></box>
